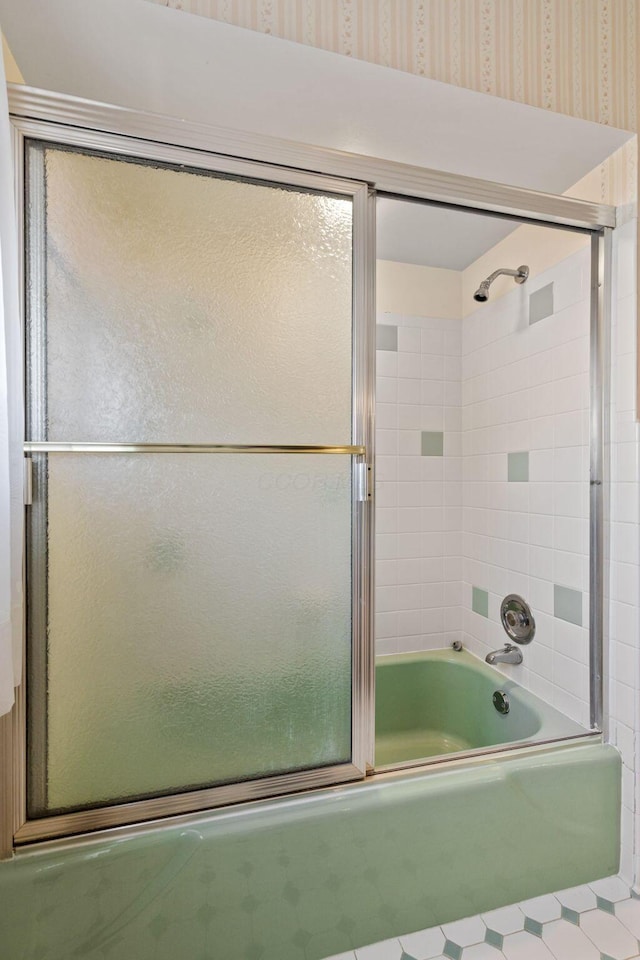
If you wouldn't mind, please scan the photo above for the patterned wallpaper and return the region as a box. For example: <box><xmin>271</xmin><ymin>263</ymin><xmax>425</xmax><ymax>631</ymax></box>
<box><xmin>147</xmin><ymin>0</ymin><xmax>637</xmax><ymax>133</ymax></box>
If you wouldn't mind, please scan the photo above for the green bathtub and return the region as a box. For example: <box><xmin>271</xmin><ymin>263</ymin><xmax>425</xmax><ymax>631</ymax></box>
<box><xmin>375</xmin><ymin>648</ymin><xmax>585</xmax><ymax>766</ymax></box>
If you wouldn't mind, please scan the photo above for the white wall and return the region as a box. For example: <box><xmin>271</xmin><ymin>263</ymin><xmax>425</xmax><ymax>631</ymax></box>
<box><xmin>608</xmin><ymin>214</ymin><xmax>639</xmax><ymax>885</ymax></box>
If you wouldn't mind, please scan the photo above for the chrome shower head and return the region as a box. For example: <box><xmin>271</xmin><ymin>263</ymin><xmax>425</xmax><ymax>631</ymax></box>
<box><xmin>473</xmin><ymin>281</ymin><xmax>490</xmax><ymax>302</ymax></box>
<box><xmin>473</xmin><ymin>264</ymin><xmax>529</xmax><ymax>303</ymax></box>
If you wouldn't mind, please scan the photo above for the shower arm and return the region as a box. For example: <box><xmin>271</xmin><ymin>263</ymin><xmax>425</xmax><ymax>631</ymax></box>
<box><xmin>483</xmin><ymin>266</ymin><xmax>528</xmax><ymax>285</ymax></box>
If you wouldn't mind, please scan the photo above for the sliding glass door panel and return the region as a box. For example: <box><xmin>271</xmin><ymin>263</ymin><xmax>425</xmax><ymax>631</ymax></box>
<box><xmin>23</xmin><ymin>135</ymin><xmax>370</xmax><ymax>828</ymax></box>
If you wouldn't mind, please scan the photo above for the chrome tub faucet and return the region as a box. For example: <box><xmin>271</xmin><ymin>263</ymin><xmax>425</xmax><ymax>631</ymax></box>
<box><xmin>485</xmin><ymin>643</ymin><xmax>523</xmax><ymax>666</ymax></box>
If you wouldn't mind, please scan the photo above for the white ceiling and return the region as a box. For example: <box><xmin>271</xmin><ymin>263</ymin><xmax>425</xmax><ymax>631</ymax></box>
<box><xmin>1</xmin><ymin>0</ymin><xmax>633</xmax><ymax>273</ymax></box>
<box><xmin>377</xmin><ymin>198</ymin><xmax>519</xmax><ymax>270</ymax></box>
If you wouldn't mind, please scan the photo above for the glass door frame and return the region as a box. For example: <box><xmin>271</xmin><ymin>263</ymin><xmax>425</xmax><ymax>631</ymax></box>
<box><xmin>11</xmin><ymin>116</ymin><xmax>376</xmax><ymax>844</ymax></box>
<box><xmin>0</xmin><ymin>84</ymin><xmax>614</xmax><ymax>853</ymax></box>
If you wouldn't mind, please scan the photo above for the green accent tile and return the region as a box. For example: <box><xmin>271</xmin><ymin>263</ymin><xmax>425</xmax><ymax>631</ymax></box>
<box><xmin>485</xmin><ymin>929</ymin><xmax>504</xmax><ymax>949</ymax></box>
<box><xmin>376</xmin><ymin>324</ymin><xmax>398</xmax><ymax>351</ymax></box>
<box><xmin>443</xmin><ymin>941</ymin><xmax>462</xmax><ymax>960</ymax></box>
<box><xmin>596</xmin><ymin>896</ymin><xmax>616</xmax><ymax>914</ymax></box>
<box><xmin>472</xmin><ymin>586</ymin><xmax>489</xmax><ymax>618</ymax></box>
<box><xmin>554</xmin><ymin>584</ymin><xmax>583</xmax><ymax>626</ymax></box>
<box><xmin>601</xmin><ymin>954</ymin><xmax>618</xmax><ymax>960</ymax></box>
<box><xmin>561</xmin><ymin>906</ymin><xmax>580</xmax><ymax>925</ymax></box>
<box><xmin>508</xmin><ymin>451</ymin><xmax>529</xmax><ymax>482</ymax></box>
<box><xmin>421</xmin><ymin>431</ymin><xmax>444</xmax><ymax>457</ymax></box>
<box><xmin>529</xmin><ymin>283</ymin><xmax>555</xmax><ymax>324</ymax></box>
<box><xmin>524</xmin><ymin>918</ymin><xmax>543</xmax><ymax>937</ymax></box>
<box><xmin>400</xmin><ymin>954</ymin><xmax>417</xmax><ymax>960</ymax></box>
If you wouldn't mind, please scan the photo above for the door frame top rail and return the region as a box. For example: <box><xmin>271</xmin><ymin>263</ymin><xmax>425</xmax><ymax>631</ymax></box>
<box><xmin>8</xmin><ymin>84</ymin><xmax>616</xmax><ymax>232</ymax></box>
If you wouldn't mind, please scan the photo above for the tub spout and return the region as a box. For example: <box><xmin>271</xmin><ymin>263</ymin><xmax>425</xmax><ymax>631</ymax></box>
<box><xmin>485</xmin><ymin>643</ymin><xmax>523</xmax><ymax>666</ymax></box>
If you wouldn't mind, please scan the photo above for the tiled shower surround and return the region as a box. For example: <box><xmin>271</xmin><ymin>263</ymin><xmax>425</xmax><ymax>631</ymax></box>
<box><xmin>460</xmin><ymin>244</ymin><xmax>592</xmax><ymax>727</ymax></box>
<box><xmin>376</xmin><ymin>222</ymin><xmax>638</xmax><ymax>741</ymax></box>
<box><xmin>375</xmin><ymin>316</ymin><xmax>463</xmax><ymax>655</ymax></box>
<box><xmin>376</xmin><ymin>242</ymin><xmax>593</xmax><ymax>723</ymax></box>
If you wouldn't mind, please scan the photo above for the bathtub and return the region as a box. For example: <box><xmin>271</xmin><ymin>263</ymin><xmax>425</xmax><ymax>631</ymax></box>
<box><xmin>0</xmin><ymin>652</ymin><xmax>620</xmax><ymax>960</ymax></box>
<box><xmin>375</xmin><ymin>648</ymin><xmax>585</xmax><ymax>768</ymax></box>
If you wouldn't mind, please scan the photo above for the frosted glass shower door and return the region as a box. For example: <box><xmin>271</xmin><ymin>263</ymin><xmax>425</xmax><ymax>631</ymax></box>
<box><xmin>24</xmin><ymin>140</ymin><xmax>370</xmax><ymax>823</ymax></box>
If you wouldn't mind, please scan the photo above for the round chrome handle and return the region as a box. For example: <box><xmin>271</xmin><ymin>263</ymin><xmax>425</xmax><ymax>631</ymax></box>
<box><xmin>500</xmin><ymin>595</ymin><xmax>535</xmax><ymax>644</ymax></box>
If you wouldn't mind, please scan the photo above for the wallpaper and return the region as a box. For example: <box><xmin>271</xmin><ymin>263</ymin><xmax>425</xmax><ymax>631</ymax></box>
<box><xmin>146</xmin><ymin>0</ymin><xmax>637</xmax><ymax>133</ymax></box>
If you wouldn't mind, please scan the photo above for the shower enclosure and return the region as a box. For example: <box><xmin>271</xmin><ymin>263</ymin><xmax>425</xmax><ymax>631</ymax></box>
<box><xmin>372</xmin><ymin>197</ymin><xmax>606</xmax><ymax>769</ymax></box>
<box><xmin>2</xmin><ymin>86</ymin><xmax>612</xmax><ymax>849</ymax></box>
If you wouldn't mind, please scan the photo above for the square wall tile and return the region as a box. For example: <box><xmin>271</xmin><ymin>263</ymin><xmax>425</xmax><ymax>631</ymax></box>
<box><xmin>377</xmin><ymin>324</ymin><xmax>398</xmax><ymax>351</ymax></box>
<box><xmin>529</xmin><ymin>283</ymin><xmax>555</xmax><ymax>324</ymax></box>
<box><xmin>421</xmin><ymin>431</ymin><xmax>444</xmax><ymax>457</ymax></box>
<box><xmin>472</xmin><ymin>587</ymin><xmax>489</xmax><ymax>618</ymax></box>
<box><xmin>554</xmin><ymin>584</ymin><xmax>583</xmax><ymax>626</ymax></box>
<box><xmin>508</xmin><ymin>451</ymin><xmax>529</xmax><ymax>482</ymax></box>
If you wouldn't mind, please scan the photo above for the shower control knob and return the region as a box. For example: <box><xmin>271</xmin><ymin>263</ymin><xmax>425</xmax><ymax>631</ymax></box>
<box><xmin>505</xmin><ymin>610</ymin><xmax>527</xmax><ymax>629</ymax></box>
<box><xmin>500</xmin><ymin>595</ymin><xmax>535</xmax><ymax>644</ymax></box>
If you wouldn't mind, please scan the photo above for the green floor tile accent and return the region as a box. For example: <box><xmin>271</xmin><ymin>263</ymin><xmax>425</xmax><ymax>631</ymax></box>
<box><xmin>472</xmin><ymin>586</ymin><xmax>489</xmax><ymax>618</ymax></box>
<box><xmin>485</xmin><ymin>929</ymin><xmax>504</xmax><ymax>949</ymax></box>
<box><xmin>376</xmin><ymin>324</ymin><xmax>397</xmax><ymax>351</ymax></box>
<box><xmin>561</xmin><ymin>906</ymin><xmax>580</xmax><ymax>925</ymax></box>
<box><xmin>596</xmin><ymin>896</ymin><xmax>616</xmax><ymax>914</ymax></box>
<box><xmin>508</xmin><ymin>451</ymin><xmax>529</xmax><ymax>482</ymax></box>
<box><xmin>421</xmin><ymin>431</ymin><xmax>444</xmax><ymax>456</ymax></box>
<box><xmin>554</xmin><ymin>584</ymin><xmax>583</xmax><ymax>626</ymax></box>
<box><xmin>601</xmin><ymin>953</ymin><xmax>618</xmax><ymax>960</ymax></box>
<box><xmin>524</xmin><ymin>918</ymin><xmax>544</xmax><ymax>937</ymax></box>
<box><xmin>443</xmin><ymin>941</ymin><xmax>462</xmax><ymax>960</ymax></box>
<box><xmin>400</xmin><ymin>954</ymin><xmax>417</xmax><ymax>960</ymax></box>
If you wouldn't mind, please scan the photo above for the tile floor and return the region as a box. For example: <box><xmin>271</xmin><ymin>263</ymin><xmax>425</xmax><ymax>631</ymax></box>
<box><xmin>325</xmin><ymin>877</ymin><xmax>640</xmax><ymax>960</ymax></box>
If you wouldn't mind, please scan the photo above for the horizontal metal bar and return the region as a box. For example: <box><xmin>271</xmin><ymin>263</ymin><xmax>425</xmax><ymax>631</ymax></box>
<box><xmin>8</xmin><ymin>85</ymin><xmax>616</xmax><ymax>231</ymax></box>
<box><xmin>23</xmin><ymin>442</ymin><xmax>365</xmax><ymax>455</ymax></box>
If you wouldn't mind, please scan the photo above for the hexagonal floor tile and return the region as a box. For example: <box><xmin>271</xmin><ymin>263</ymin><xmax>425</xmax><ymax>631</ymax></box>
<box><xmin>540</xmin><ymin>918</ymin><xmax>600</xmax><ymax>959</ymax></box>
<box><xmin>590</xmin><ymin>878</ymin><xmax>632</xmax><ymax>904</ymax></box>
<box><xmin>501</xmin><ymin>930</ymin><xmax>554</xmax><ymax>959</ymax></box>
<box><xmin>616</xmin><ymin>898</ymin><xmax>640</xmax><ymax>939</ymax></box>
<box><xmin>519</xmin><ymin>895</ymin><xmax>562</xmax><ymax>926</ymax></box>
<box><xmin>579</xmin><ymin>908</ymin><xmax>640</xmax><ymax>959</ymax></box>
<box><xmin>399</xmin><ymin>927</ymin><xmax>446</xmax><ymax>960</ymax></box>
<box><xmin>481</xmin><ymin>905</ymin><xmax>525</xmax><ymax>937</ymax></box>
<box><xmin>554</xmin><ymin>883</ymin><xmax>598</xmax><ymax>914</ymax></box>
<box><xmin>441</xmin><ymin>916</ymin><xmax>486</xmax><ymax>949</ymax></box>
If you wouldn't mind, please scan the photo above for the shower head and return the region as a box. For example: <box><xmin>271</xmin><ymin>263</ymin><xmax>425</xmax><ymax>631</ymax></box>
<box><xmin>473</xmin><ymin>264</ymin><xmax>529</xmax><ymax>303</ymax></box>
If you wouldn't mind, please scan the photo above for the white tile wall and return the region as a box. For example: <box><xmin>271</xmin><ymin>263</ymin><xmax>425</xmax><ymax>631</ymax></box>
<box><xmin>375</xmin><ymin>313</ymin><xmax>462</xmax><ymax>655</ymax></box>
<box><xmin>460</xmin><ymin>244</ymin><xmax>593</xmax><ymax>729</ymax></box>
